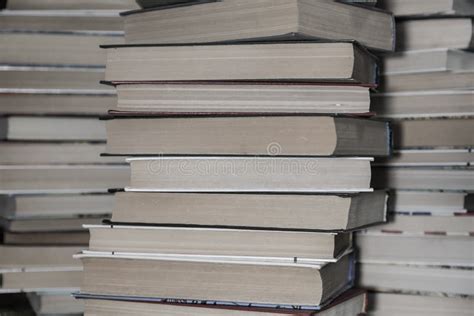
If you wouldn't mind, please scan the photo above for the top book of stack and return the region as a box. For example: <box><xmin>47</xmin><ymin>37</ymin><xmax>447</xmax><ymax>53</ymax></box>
<box><xmin>121</xmin><ymin>0</ymin><xmax>395</xmax><ymax>51</ymax></box>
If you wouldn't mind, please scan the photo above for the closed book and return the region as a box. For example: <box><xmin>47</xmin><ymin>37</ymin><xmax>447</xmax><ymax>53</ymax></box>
<box><xmin>127</xmin><ymin>157</ymin><xmax>373</xmax><ymax>193</ymax></box>
<box><xmin>114</xmin><ymin>83</ymin><xmax>371</xmax><ymax>114</ymax></box>
<box><xmin>106</xmin><ymin>116</ymin><xmax>390</xmax><ymax>156</ymax></box>
<box><xmin>87</xmin><ymin>225</ymin><xmax>352</xmax><ymax>261</ymax></box>
<box><xmin>82</xmin><ymin>289</ymin><xmax>366</xmax><ymax>315</ymax></box>
<box><xmin>0</xmin><ymin>116</ymin><xmax>106</xmax><ymax>141</ymax></box>
<box><xmin>123</xmin><ymin>0</ymin><xmax>394</xmax><ymax>51</ymax></box>
<box><xmin>111</xmin><ymin>191</ymin><xmax>387</xmax><ymax>231</ymax></box>
<box><xmin>0</xmin><ymin>165</ymin><xmax>129</xmax><ymax>194</ymax></box>
<box><xmin>104</xmin><ymin>42</ymin><xmax>378</xmax><ymax>85</ymax></box>
<box><xmin>379</xmin><ymin>0</ymin><xmax>474</xmax><ymax>17</ymax></box>
<box><xmin>77</xmin><ymin>252</ymin><xmax>354</xmax><ymax>308</ymax></box>
<box><xmin>396</xmin><ymin>18</ymin><xmax>473</xmax><ymax>51</ymax></box>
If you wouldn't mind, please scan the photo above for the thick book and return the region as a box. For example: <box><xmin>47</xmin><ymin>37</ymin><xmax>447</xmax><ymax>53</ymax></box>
<box><xmin>383</xmin><ymin>49</ymin><xmax>474</xmax><ymax>75</ymax></box>
<box><xmin>0</xmin><ymin>10</ymin><xmax>122</xmax><ymax>32</ymax></box>
<box><xmin>82</xmin><ymin>289</ymin><xmax>366</xmax><ymax>315</ymax></box>
<box><xmin>123</xmin><ymin>0</ymin><xmax>394</xmax><ymax>51</ymax></box>
<box><xmin>111</xmin><ymin>191</ymin><xmax>387</xmax><ymax>231</ymax></box>
<box><xmin>365</xmin><ymin>213</ymin><xmax>474</xmax><ymax>234</ymax></box>
<box><xmin>3</xmin><ymin>231</ymin><xmax>89</xmax><ymax>245</ymax></box>
<box><xmin>376</xmin><ymin>149</ymin><xmax>473</xmax><ymax>167</ymax></box>
<box><xmin>77</xmin><ymin>252</ymin><xmax>354</xmax><ymax>308</ymax></box>
<box><xmin>114</xmin><ymin>83</ymin><xmax>371</xmax><ymax>114</ymax></box>
<box><xmin>1</xmin><ymin>0</ymin><xmax>138</xmax><ymax>10</ymax></box>
<box><xmin>0</xmin><ymin>165</ymin><xmax>129</xmax><ymax>194</ymax></box>
<box><xmin>358</xmin><ymin>262</ymin><xmax>473</xmax><ymax>296</ymax></box>
<box><xmin>373</xmin><ymin>167</ymin><xmax>474</xmax><ymax>191</ymax></box>
<box><xmin>0</xmin><ymin>269</ymin><xmax>82</xmax><ymax>293</ymax></box>
<box><xmin>88</xmin><ymin>225</ymin><xmax>351</xmax><ymax>261</ymax></box>
<box><xmin>0</xmin><ymin>246</ymin><xmax>81</xmax><ymax>270</ymax></box>
<box><xmin>0</xmin><ymin>143</ymin><xmax>123</xmax><ymax>165</ymax></box>
<box><xmin>0</xmin><ymin>32</ymin><xmax>122</xmax><ymax>67</ymax></box>
<box><xmin>0</xmin><ymin>93</ymin><xmax>116</xmax><ymax>116</ymax></box>
<box><xmin>106</xmin><ymin>116</ymin><xmax>390</xmax><ymax>156</ymax></box>
<box><xmin>104</xmin><ymin>42</ymin><xmax>378</xmax><ymax>85</ymax></box>
<box><xmin>0</xmin><ymin>194</ymin><xmax>113</xmax><ymax>219</ymax></box>
<box><xmin>0</xmin><ymin>116</ymin><xmax>106</xmax><ymax>141</ymax></box>
<box><xmin>382</xmin><ymin>70</ymin><xmax>474</xmax><ymax>92</ymax></box>
<box><xmin>357</xmin><ymin>233</ymin><xmax>473</xmax><ymax>266</ymax></box>
<box><xmin>379</xmin><ymin>0</ymin><xmax>474</xmax><ymax>17</ymax></box>
<box><xmin>392</xmin><ymin>118</ymin><xmax>474</xmax><ymax>149</ymax></box>
<box><xmin>396</xmin><ymin>18</ymin><xmax>473</xmax><ymax>51</ymax></box>
<box><xmin>126</xmin><ymin>157</ymin><xmax>373</xmax><ymax>193</ymax></box>
<box><xmin>372</xmin><ymin>90</ymin><xmax>474</xmax><ymax>118</ymax></box>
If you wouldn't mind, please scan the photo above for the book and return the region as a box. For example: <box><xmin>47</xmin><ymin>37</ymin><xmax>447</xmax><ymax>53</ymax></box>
<box><xmin>77</xmin><ymin>252</ymin><xmax>354</xmax><ymax>308</ymax></box>
<box><xmin>82</xmin><ymin>289</ymin><xmax>366</xmax><ymax>315</ymax></box>
<box><xmin>0</xmin><ymin>194</ymin><xmax>114</xmax><ymax>219</ymax></box>
<box><xmin>127</xmin><ymin>157</ymin><xmax>373</xmax><ymax>193</ymax></box>
<box><xmin>368</xmin><ymin>292</ymin><xmax>474</xmax><ymax>316</ymax></box>
<box><xmin>0</xmin><ymin>246</ymin><xmax>81</xmax><ymax>270</ymax></box>
<box><xmin>114</xmin><ymin>83</ymin><xmax>371</xmax><ymax>114</ymax></box>
<box><xmin>111</xmin><ymin>191</ymin><xmax>388</xmax><ymax>231</ymax></box>
<box><xmin>0</xmin><ymin>32</ymin><xmax>122</xmax><ymax>67</ymax></box>
<box><xmin>389</xmin><ymin>191</ymin><xmax>472</xmax><ymax>213</ymax></box>
<box><xmin>1</xmin><ymin>217</ymin><xmax>102</xmax><ymax>233</ymax></box>
<box><xmin>0</xmin><ymin>10</ymin><xmax>123</xmax><ymax>32</ymax></box>
<box><xmin>0</xmin><ymin>165</ymin><xmax>129</xmax><ymax>194</ymax></box>
<box><xmin>0</xmin><ymin>116</ymin><xmax>106</xmax><ymax>141</ymax></box>
<box><xmin>122</xmin><ymin>0</ymin><xmax>395</xmax><ymax>51</ymax></box>
<box><xmin>356</xmin><ymin>233</ymin><xmax>473</xmax><ymax>266</ymax></box>
<box><xmin>372</xmin><ymin>90</ymin><xmax>474</xmax><ymax>118</ymax></box>
<box><xmin>1</xmin><ymin>0</ymin><xmax>138</xmax><ymax>10</ymax></box>
<box><xmin>0</xmin><ymin>93</ymin><xmax>115</xmax><ymax>115</ymax></box>
<box><xmin>0</xmin><ymin>270</ymin><xmax>82</xmax><ymax>293</ymax></box>
<box><xmin>27</xmin><ymin>292</ymin><xmax>84</xmax><ymax>316</ymax></box>
<box><xmin>382</xmin><ymin>70</ymin><xmax>474</xmax><ymax>92</ymax></box>
<box><xmin>357</xmin><ymin>262</ymin><xmax>474</xmax><ymax>296</ymax></box>
<box><xmin>104</xmin><ymin>42</ymin><xmax>378</xmax><ymax>85</ymax></box>
<box><xmin>365</xmin><ymin>213</ymin><xmax>474</xmax><ymax>234</ymax></box>
<box><xmin>392</xmin><ymin>118</ymin><xmax>474</xmax><ymax>149</ymax></box>
<box><xmin>378</xmin><ymin>0</ymin><xmax>474</xmax><ymax>17</ymax></box>
<box><xmin>375</xmin><ymin>149</ymin><xmax>473</xmax><ymax>167</ymax></box>
<box><xmin>3</xmin><ymin>231</ymin><xmax>89</xmax><ymax>245</ymax></box>
<box><xmin>372</xmin><ymin>167</ymin><xmax>474</xmax><ymax>191</ymax></box>
<box><xmin>396</xmin><ymin>18</ymin><xmax>473</xmax><ymax>51</ymax></box>
<box><xmin>88</xmin><ymin>225</ymin><xmax>351</xmax><ymax>261</ymax></box>
<box><xmin>106</xmin><ymin>116</ymin><xmax>390</xmax><ymax>156</ymax></box>
<box><xmin>0</xmin><ymin>143</ymin><xmax>123</xmax><ymax>165</ymax></box>
<box><xmin>0</xmin><ymin>66</ymin><xmax>109</xmax><ymax>90</ymax></box>
<box><xmin>383</xmin><ymin>49</ymin><xmax>474</xmax><ymax>75</ymax></box>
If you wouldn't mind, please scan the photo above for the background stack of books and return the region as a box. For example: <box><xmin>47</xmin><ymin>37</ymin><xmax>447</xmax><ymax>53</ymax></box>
<box><xmin>0</xmin><ymin>0</ymin><xmax>137</xmax><ymax>314</ymax></box>
<box><xmin>356</xmin><ymin>1</ymin><xmax>474</xmax><ymax>315</ymax></box>
<box><xmin>74</xmin><ymin>0</ymin><xmax>395</xmax><ymax>314</ymax></box>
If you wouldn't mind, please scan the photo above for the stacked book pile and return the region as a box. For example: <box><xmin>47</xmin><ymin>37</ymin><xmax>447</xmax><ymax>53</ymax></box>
<box><xmin>357</xmin><ymin>1</ymin><xmax>474</xmax><ymax>315</ymax></box>
<box><xmin>74</xmin><ymin>0</ymin><xmax>395</xmax><ymax>314</ymax></box>
<box><xmin>0</xmin><ymin>0</ymin><xmax>137</xmax><ymax>314</ymax></box>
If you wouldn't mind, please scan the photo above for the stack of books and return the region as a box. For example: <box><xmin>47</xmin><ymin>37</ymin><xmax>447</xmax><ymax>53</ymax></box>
<box><xmin>0</xmin><ymin>1</ymin><xmax>137</xmax><ymax>314</ymax></box>
<box><xmin>74</xmin><ymin>0</ymin><xmax>395</xmax><ymax>314</ymax></box>
<box><xmin>357</xmin><ymin>1</ymin><xmax>474</xmax><ymax>315</ymax></box>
